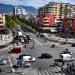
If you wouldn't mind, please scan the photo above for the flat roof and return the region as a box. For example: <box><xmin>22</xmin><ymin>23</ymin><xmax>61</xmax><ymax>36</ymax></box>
<box><xmin>60</xmin><ymin>54</ymin><xmax>71</xmax><ymax>56</ymax></box>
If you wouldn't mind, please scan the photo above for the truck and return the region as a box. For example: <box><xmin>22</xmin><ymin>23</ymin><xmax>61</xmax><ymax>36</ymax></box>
<box><xmin>60</xmin><ymin>53</ymin><xmax>74</xmax><ymax>61</ymax></box>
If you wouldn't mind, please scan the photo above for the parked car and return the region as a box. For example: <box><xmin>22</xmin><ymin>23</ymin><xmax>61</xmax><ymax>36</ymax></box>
<box><xmin>17</xmin><ymin>54</ymin><xmax>36</xmax><ymax>62</ymax></box>
<box><xmin>38</xmin><ymin>53</ymin><xmax>52</xmax><ymax>59</ymax></box>
<box><xmin>0</xmin><ymin>59</ymin><xmax>6</xmax><ymax>65</ymax></box>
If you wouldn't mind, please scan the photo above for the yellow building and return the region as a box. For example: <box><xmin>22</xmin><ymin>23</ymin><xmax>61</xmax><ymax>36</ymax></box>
<box><xmin>72</xmin><ymin>5</ymin><xmax>75</xmax><ymax>17</ymax></box>
<box><xmin>46</xmin><ymin>2</ymin><xmax>61</xmax><ymax>22</ymax></box>
<box><xmin>0</xmin><ymin>13</ymin><xmax>5</xmax><ymax>31</ymax></box>
<box><xmin>46</xmin><ymin>2</ymin><xmax>72</xmax><ymax>22</ymax></box>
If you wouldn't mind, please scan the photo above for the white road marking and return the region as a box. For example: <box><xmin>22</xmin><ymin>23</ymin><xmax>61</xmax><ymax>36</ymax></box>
<box><xmin>44</xmin><ymin>69</ymin><xmax>50</xmax><ymax>75</ymax></box>
<box><xmin>8</xmin><ymin>56</ymin><xmax>15</xmax><ymax>73</ymax></box>
<box><xmin>33</xmin><ymin>38</ymin><xmax>43</xmax><ymax>45</ymax></box>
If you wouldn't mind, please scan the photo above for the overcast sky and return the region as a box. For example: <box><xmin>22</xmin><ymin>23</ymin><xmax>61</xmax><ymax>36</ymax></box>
<box><xmin>0</xmin><ymin>0</ymin><xmax>75</xmax><ymax>8</ymax></box>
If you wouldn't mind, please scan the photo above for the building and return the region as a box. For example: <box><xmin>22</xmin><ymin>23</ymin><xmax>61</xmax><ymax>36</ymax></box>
<box><xmin>62</xmin><ymin>18</ymin><xmax>75</xmax><ymax>33</ymax></box>
<box><xmin>38</xmin><ymin>2</ymin><xmax>75</xmax><ymax>22</ymax></box>
<box><xmin>71</xmin><ymin>5</ymin><xmax>75</xmax><ymax>17</ymax></box>
<box><xmin>0</xmin><ymin>13</ymin><xmax>5</xmax><ymax>32</ymax></box>
<box><xmin>38</xmin><ymin>13</ymin><xmax>55</xmax><ymax>27</ymax></box>
<box><xmin>13</xmin><ymin>6</ymin><xmax>27</xmax><ymax>18</ymax></box>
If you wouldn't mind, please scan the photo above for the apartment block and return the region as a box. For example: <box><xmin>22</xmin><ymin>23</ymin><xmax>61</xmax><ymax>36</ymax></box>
<box><xmin>0</xmin><ymin>13</ymin><xmax>5</xmax><ymax>31</ymax></box>
<box><xmin>13</xmin><ymin>6</ymin><xmax>27</xmax><ymax>18</ymax></box>
<box><xmin>38</xmin><ymin>2</ymin><xmax>75</xmax><ymax>22</ymax></box>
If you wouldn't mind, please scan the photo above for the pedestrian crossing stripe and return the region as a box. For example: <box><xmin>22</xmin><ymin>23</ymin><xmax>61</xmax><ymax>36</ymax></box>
<box><xmin>44</xmin><ymin>70</ymin><xmax>50</xmax><ymax>75</ymax></box>
<box><xmin>38</xmin><ymin>67</ymin><xmax>65</xmax><ymax>75</ymax></box>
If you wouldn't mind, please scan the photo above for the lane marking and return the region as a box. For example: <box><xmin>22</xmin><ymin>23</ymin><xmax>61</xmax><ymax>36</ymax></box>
<box><xmin>33</xmin><ymin>38</ymin><xmax>43</xmax><ymax>45</ymax></box>
<box><xmin>8</xmin><ymin>56</ymin><xmax>15</xmax><ymax>73</ymax></box>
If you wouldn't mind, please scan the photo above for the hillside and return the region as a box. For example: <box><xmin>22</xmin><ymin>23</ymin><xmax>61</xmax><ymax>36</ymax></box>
<box><xmin>0</xmin><ymin>3</ymin><xmax>37</xmax><ymax>14</ymax></box>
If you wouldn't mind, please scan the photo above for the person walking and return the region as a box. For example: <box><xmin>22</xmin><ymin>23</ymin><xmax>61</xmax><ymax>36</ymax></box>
<box><xmin>23</xmin><ymin>35</ymin><xmax>27</xmax><ymax>47</ymax></box>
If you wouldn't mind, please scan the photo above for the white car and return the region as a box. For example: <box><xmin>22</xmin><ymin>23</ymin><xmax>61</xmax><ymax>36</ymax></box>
<box><xmin>0</xmin><ymin>59</ymin><xmax>7</xmax><ymax>65</ymax></box>
<box><xmin>18</xmin><ymin>54</ymin><xmax>36</xmax><ymax>62</ymax></box>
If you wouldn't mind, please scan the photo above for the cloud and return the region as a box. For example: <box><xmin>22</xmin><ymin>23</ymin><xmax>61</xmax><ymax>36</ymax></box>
<box><xmin>0</xmin><ymin>0</ymin><xmax>75</xmax><ymax>8</ymax></box>
<box><xmin>0</xmin><ymin>0</ymin><xmax>22</xmax><ymax>5</ymax></box>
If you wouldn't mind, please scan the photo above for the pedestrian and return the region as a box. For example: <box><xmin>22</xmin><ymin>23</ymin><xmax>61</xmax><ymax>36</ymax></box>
<box><xmin>1</xmin><ymin>35</ymin><xmax>2</xmax><ymax>40</ymax></box>
<box><xmin>62</xmin><ymin>61</ymin><xmax>65</xmax><ymax>66</ymax></box>
<box><xmin>71</xmin><ymin>62</ymin><xmax>74</xmax><ymax>68</ymax></box>
<box><xmin>65</xmin><ymin>48</ymin><xmax>68</xmax><ymax>52</ymax></box>
<box><xmin>44</xmin><ymin>37</ymin><xmax>46</xmax><ymax>42</ymax></box>
<box><xmin>61</xmin><ymin>65</ymin><xmax>64</xmax><ymax>73</ymax></box>
<box><xmin>0</xmin><ymin>67</ymin><xmax>2</xmax><ymax>72</ymax></box>
<box><xmin>23</xmin><ymin>36</ymin><xmax>27</xmax><ymax>47</ymax></box>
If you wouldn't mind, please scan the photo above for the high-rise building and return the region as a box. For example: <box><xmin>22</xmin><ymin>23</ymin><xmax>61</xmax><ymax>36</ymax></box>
<box><xmin>13</xmin><ymin>6</ymin><xmax>27</xmax><ymax>18</ymax></box>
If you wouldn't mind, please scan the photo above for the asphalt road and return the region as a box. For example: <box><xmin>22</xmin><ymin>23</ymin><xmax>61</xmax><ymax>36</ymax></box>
<box><xmin>1</xmin><ymin>32</ymin><xmax>75</xmax><ymax>75</ymax></box>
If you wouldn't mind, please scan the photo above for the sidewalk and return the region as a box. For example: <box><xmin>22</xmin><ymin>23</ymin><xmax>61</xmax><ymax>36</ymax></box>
<box><xmin>43</xmin><ymin>33</ymin><xmax>75</xmax><ymax>44</ymax></box>
<box><xmin>0</xmin><ymin>32</ymin><xmax>13</xmax><ymax>46</ymax></box>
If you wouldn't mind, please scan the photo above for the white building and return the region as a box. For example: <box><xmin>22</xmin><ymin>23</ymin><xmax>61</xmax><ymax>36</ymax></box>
<box><xmin>14</xmin><ymin>6</ymin><xmax>27</xmax><ymax>18</ymax></box>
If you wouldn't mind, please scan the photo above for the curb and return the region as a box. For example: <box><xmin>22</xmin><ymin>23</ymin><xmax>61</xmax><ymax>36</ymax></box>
<box><xmin>45</xmin><ymin>36</ymin><xmax>75</xmax><ymax>44</ymax></box>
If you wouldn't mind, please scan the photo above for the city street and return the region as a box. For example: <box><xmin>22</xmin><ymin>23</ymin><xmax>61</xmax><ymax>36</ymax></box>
<box><xmin>0</xmin><ymin>32</ymin><xmax>75</xmax><ymax>75</ymax></box>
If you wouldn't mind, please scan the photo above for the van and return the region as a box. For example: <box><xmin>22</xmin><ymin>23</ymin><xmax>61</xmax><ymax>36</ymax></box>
<box><xmin>60</xmin><ymin>54</ymin><xmax>74</xmax><ymax>61</ymax></box>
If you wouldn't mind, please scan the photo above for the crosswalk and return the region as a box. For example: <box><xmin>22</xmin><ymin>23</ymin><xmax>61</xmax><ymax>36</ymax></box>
<box><xmin>38</xmin><ymin>66</ymin><xmax>65</xmax><ymax>75</ymax></box>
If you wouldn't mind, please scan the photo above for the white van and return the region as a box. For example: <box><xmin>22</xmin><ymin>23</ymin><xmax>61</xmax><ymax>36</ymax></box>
<box><xmin>60</xmin><ymin>54</ymin><xmax>74</xmax><ymax>61</ymax></box>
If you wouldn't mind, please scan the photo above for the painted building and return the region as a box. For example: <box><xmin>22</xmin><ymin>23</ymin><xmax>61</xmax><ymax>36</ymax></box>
<box><xmin>0</xmin><ymin>13</ymin><xmax>5</xmax><ymax>32</ymax></box>
<box><xmin>38</xmin><ymin>13</ymin><xmax>55</xmax><ymax>27</ymax></box>
<box><xmin>63</xmin><ymin>18</ymin><xmax>75</xmax><ymax>33</ymax></box>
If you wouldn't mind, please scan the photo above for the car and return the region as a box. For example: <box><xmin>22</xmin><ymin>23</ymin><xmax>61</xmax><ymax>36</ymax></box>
<box><xmin>71</xmin><ymin>44</ymin><xmax>75</xmax><ymax>47</ymax></box>
<box><xmin>17</xmin><ymin>60</ymin><xmax>31</xmax><ymax>68</ymax></box>
<box><xmin>38</xmin><ymin>53</ymin><xmax>52</xmax><ymax>59</ymax></box>
<box><xmin>60</xmin><ymin>49</ymin><xmax>72</xmax><ymax>55</ymax></box>
<box><xmin>62</xmin><ymin>51</ymin><xmax>72</xmax><ymax>55</ymax></box>
<box><xmin>12</xmin><ymin>65</ymin><xmax>20</xmax><ymax>68</ymax></box>
<box><xmin>17</xmin><ymin>54</ymin><xmax>36</xmax><ymax>62</ymax></box>
<box><xmin>0</xmin><ymin>59</ymin><xmax>7</xmax><ymax>65</ymax></box>
<box><xmin>51</xmin><ymin>44</ymin><xmax>55</xmax><ymax>48</ymax></box>
<box><xmin>60</xmin><ymin>53</ymin><xmax>74</xmax><ymax>61</ymax></box>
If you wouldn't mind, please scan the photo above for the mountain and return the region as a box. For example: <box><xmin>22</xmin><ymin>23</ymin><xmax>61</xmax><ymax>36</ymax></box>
<box><xmin>0</xmin><ymin>3</ymin><xmax>37</xmax><ymax>15</ymax></box>
<box><xmin>19</xmin><ymin>5</ymin><xmax>37</xmax><ymax>14</ymax></box>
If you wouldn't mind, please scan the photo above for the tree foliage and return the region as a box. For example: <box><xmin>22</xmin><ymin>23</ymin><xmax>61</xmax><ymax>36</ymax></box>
<box><xmin>5</xmin><ymin>16</ymin><xmax>21</xmax><ymax>30</ymax></box>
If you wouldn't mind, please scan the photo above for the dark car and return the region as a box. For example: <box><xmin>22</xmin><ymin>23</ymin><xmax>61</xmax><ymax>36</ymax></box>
<box><xmin>38</xmin><ymin>53</ymin><xmax>52</xmax><ymax>59</ymax></box>
<box><xmin>13</xmin><ymin>65</ymin><xmax>20</xmax><ymax>68</ymax></box>
<box><xmin>51</xmin><ymin>44</ymin><xmax>55</xmax><ymax>48</ymax></box>
<box><xmin>60</xmin><ymin>48</ymin><xmax>72</xmax><ymax>55</ymax></box>
<box><xmin>71</xmin><ymin>44</ymin><xmax>75</xmax><ymax>47</ymax></box>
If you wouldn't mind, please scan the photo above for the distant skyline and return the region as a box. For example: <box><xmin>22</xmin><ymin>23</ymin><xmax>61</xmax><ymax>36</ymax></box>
<box><xmin>0</xmin><ymin>0</ymin><xmax>75</xmax><ymax>8</ymax></box>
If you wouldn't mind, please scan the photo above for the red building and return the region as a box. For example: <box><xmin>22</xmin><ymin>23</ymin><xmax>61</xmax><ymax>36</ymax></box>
<box><xmin>63</xmin><ymin>18</ymin><xmax>75</xmax><ymax>33</ymax></box>
<box><xmin>38</xmin><ymin>13</ymin><xmax>55</xmax><ymax>27</ymax></box>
